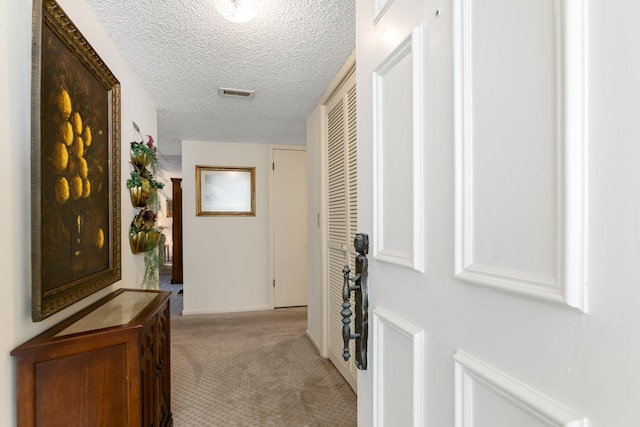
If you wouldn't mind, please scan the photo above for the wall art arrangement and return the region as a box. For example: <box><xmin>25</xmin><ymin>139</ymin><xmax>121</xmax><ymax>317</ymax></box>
<box><xmin>196</xmin><ymin>166</ymin><xmax>256</xmax><ymax>216</ymax></box>
<box><xmin>127</xmin><ymin>122</ymin><xmax>165</xmax><ymax>289</ymax></box>
<box><xmin>31</xmin><ymin>0</ymin><xmax>121</xmax><ymax>321</ymax></box>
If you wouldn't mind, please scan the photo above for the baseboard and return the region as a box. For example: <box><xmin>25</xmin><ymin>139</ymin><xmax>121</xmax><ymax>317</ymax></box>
<box><xmin>181</xmin><ymin>305</ymin><xmax>271</xmax><ymax>316</ymax></box>
<box><xmin>306</xmin><ymin>329</ymin><xmax>326</xmax><ymax>357</ymax></box>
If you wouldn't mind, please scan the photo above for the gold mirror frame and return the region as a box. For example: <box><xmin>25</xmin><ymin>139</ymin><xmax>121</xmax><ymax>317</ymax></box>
<box><xmin>196</xmin><ymin>166</ymin><xmax>256</xmax><ymax>216</ymax></box>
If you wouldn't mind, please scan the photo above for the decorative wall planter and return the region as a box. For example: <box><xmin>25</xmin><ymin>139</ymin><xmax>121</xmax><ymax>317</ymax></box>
<box><xmin>129</xmin><ymin>230</ymin><xmax>161</xmax><ymax>254</ymax></box>
<box><xmin>129</xmin><ymin>180</ymin><xmax>152</xmax><ymax>207</ymax></box>
<box><xmin>127</xmin><ymin>122</ymin><xmax>165</xmax><ymax>289</ymax></box>
<box><xmin>130</xmin><ymin>148</ymin><xmax>151</xmax><ymax>168</ymax></box>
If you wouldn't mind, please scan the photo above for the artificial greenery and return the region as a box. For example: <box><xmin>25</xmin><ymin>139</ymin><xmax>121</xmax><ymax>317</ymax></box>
<box><xmin>131</xmin><ymin>121</ymin><xmax>159</xmax><ymax>174</ymax></box>
<box><xmin>150</xmin><ymin>180</ymin><xmax>164</xmax><ymax>189</ymax></box>
<box><xmin>130</xmin><ymin>207</ymin><xmax>157</xmax><ymax>236</ymax></box>
<box><xmin>142</xmin><ymin>241</ymin><xmax>163</xmax><ymax>290</ymax></box>
<box><xmin>130</xmin><ymin>141</ymin><xmax>155</xmax><ymax>160</ymax></box>
<box><xmin>126</xmin><ymin>170</ymin><xmax>164</xmax><ymax>190</ymax></box>
<box><xmin>126</xmin><ymin>171</ymin><xmax>144</xmax><ymax>188</ymax></box>
<box><xmin>129</xmin><ymin>121</ymin><xmax>166</xmax><ymax>290</ymax></box>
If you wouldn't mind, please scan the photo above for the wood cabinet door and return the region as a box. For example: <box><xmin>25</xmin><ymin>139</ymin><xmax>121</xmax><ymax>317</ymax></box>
<box><xmin>156</xmin><ymin>305</ymin><xmax>172</xmax><ymax>426</ymax></box>
<box><xmin>139</xmin><ymin>320</ymin><xmax>156</xmax><ymax>427</ymax></box>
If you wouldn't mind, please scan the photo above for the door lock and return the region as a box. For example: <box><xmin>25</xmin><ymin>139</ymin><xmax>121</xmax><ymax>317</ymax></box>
<box><xmin>341</xmin><ymin>233</ymin><xmax>369</xmax><ymax>370</ymax></box>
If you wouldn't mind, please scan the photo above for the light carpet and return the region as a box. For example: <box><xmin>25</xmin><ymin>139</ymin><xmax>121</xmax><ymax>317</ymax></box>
<box><xmin>170</xmin><ymin>307</ymin><xmax>357</xmax><ymax>426</ymax></box>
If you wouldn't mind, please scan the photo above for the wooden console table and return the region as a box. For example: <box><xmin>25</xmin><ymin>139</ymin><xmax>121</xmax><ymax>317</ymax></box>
<box><xmin>11</xmin><ymin>289</ymin><xmax>172</xmax><ymax>427</ymax></box>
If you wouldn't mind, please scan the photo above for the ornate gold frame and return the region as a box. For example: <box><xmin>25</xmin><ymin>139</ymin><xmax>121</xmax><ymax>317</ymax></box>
<box><xmin>196</xmin><ymin>166</ymin><xmax>256</xmax><ymax>216</ymax></box>
<box><xmin>31</xmin><ymin>0</ymin><xmax>121</xmax><ymax>321</ymax></box>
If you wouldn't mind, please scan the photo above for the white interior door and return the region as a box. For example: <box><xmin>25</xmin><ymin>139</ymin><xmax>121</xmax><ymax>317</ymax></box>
<box><xmin>355</xmin><ymin>0</ymin><xmax>635</xmax><ymax>426</ymax></box>
<box><xmin>273</xmin><ymin>148</ymin><xmax>308</xmax><ymax>307</ymax></box>
<box><xmin>325</xmin><ymin>69</ymin><xmax>359</xmax><ymax>391</ymax></box>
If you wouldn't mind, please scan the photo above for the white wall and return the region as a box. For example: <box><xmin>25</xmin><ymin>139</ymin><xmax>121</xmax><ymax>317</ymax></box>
<box><xmin>2</xmin><ymin>1</ymin><xmax>156</xmax><ymax>424</ymax></box>
<box><xmin>305</xmin><ymin>105</ymin><xmax>326</xmax><ymax>355</ymax></box>
<box><xmin>181</xmin><ymin>140</ymin><xmax>271</xmax><ymax>314</ymax></box>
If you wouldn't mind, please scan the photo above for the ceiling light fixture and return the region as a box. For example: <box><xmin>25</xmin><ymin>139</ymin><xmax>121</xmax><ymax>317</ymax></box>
<box><xmin>214</xmin><ymin>0</ymin><xmax>259</xmax><ymax>23</ymax></box>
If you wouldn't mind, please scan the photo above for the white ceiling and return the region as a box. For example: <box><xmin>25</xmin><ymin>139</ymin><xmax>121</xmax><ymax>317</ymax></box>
<box><xmin>85</xmin><ymin>0</ymin><xmax>356</xmax><ymax>158</ymax></box>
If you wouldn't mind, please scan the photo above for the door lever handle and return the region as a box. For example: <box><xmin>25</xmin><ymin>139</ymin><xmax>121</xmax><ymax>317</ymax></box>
<box><xmin>341</xmin><ymin>233</ymin><xmax>369</xmax><ymax>370</ymax></box>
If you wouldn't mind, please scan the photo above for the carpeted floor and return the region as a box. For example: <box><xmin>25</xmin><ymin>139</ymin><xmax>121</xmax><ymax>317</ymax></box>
<box><xmin>163</xmin><ymin>266</ymin><xmax>357</xmax><ymax>426</ymax></box>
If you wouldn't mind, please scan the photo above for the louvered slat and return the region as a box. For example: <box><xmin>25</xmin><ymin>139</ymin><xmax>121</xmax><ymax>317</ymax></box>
<box><xmin>347</xmin><ymin>85</ymin><xmax>358</xmax><ymax>243</ymax></box>
<box><xmin>327</xmin><ymin>101</ymin><xmax>346</xmax><ymax>245</ymax></box>
<box><xmin>326</xmin><ymin>71</ymin><xmax>357</xmax><ymax>391</ymax></box>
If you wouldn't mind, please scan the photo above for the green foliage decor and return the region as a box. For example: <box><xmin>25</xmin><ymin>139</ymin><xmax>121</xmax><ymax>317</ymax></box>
<box><xmin>128</xmin><ymin>121</ymin><xmax>165</xmax><ymax>289</ymax></box>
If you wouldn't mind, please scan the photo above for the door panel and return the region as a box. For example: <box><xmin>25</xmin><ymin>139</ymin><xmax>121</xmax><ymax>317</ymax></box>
<box><xmin>454</xmin><ymin>0</ymin><xmax>587</xmax><ymax>310</ymax></box>
<box><xmin>373</xmin><ymin>25</ymin><xmax>425</xmax><ymax>271</ymax></box>
<box><xmin>273</xmin><ymin>148</ymin><xmax>307</xmax><ymax>307</ymax></box>
<box><xmin>357</xmin><ymin>0</ymin><xmax>593</xmax><ymax>426</ymax></box>
<box><xmin>372</xmin><ymin>307</ymin><xmax>424</xmax><ymax>426</ymax></box>
<box><xmin>454</xmin><ymin>352</ymin><xmax>585</xmax><ymax>427</ymax></box>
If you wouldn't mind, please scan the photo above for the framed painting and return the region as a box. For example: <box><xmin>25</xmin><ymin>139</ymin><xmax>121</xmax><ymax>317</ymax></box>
<box><xmin>196</xmin><ymin>166</ymin><xmax>256</xmax><ymax>216</ymax></box>
<box><xmin>31</xmin><ymin>0</ymin><xmax>121</xmax><ymax>321</ymax></box>
<box><xmin>166</xmin><ymin>199</ymin><xmax>173</xmax><ymax>218</ymax></box>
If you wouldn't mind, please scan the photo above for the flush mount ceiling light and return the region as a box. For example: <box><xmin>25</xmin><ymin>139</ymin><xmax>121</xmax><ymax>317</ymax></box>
<box><xmin>214</xmin><ymin>0</ymin><xmax>259</xmax><ymax>23</ymax></box>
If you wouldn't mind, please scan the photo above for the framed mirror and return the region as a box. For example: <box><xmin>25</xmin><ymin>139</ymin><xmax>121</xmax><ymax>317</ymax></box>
<box><xmin>196</xmin><ymin>166</ymin><xmax>256</xmax><ymax>216</ymax></box>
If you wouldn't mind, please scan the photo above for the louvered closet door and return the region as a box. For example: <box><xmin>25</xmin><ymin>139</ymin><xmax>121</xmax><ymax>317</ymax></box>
<box><xmin>326</xmin><ymin>71</ymin><xmax>357</xmax><ymax>391</ymax></box>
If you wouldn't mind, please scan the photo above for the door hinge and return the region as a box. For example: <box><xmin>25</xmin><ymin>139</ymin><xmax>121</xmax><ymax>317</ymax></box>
<box><xmin>272</xmin><ymin>162</ymin><xmax>275</xmax><ymax>171</ymax></box>
<box><xmin>273</xmin><ymin>279</ymin><xmax>276</xmax><ymax>287</ymax></box>
<box><xmin>317</xmin><ymin>213</ymin><xmax>320</xmax><ymax>228</ymax></box>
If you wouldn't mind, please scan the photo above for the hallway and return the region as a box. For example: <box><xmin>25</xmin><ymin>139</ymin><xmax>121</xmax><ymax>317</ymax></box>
<box><xmin>160</xmin><ymin>266</ymin><xmax>356</xmax><ymax>426</ymax></box>
<box><xmin>159</xmin><ymin>262</ymin><xmax>183</xmax><ymax>316</ymax></box>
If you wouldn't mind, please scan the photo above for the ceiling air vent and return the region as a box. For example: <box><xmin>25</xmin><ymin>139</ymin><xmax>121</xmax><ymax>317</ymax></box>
<box><xmin>218</xmin><ymin>87</ymin><xmax>255</xmax><ymax>98</ymax></box>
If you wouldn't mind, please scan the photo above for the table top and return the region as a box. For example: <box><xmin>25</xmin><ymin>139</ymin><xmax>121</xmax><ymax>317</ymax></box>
<box><xmin>56</xmin><ymin>290</ymin><xmax>159</xmax><ymax>337</ymax></box>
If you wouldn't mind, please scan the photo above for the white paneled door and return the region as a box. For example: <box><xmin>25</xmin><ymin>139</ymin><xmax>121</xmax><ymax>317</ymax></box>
<box><xmin>356</xmin><ymin>0</ymin><xmax>633</xmax><ymax>425</ymax></box>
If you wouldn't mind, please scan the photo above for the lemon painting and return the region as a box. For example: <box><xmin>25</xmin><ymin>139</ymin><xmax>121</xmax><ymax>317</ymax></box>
<box><xmin>39</xmin><ymin>22</ymin><xmax>112</xmax><ymax>293</ymax></box>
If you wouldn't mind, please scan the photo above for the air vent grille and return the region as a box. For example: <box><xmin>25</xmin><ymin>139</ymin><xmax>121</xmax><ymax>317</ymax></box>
<box><xmin>218</xmin><ymin>87</ymin><xmax>255</xmax><ymax>98</ymax></box>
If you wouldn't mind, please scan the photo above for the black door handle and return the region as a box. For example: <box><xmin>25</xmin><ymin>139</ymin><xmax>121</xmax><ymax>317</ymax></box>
<box><xmin>341</xmin><ymin>233</ymin><xmax>369</xmax><ymax>370</ymax></box>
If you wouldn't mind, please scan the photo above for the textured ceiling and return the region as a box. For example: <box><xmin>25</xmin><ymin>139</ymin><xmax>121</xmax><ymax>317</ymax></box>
<box><xmin>85</xmin><ymin>0</ymin><xmax>355</xmax><ymax>156</ymax></box>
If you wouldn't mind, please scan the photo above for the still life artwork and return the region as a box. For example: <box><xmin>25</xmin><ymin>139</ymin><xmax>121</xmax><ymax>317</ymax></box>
<box><xmin>32</xmin><ymin>0</ymin><xmax>121</xmax><ymax>320</ymax></box>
